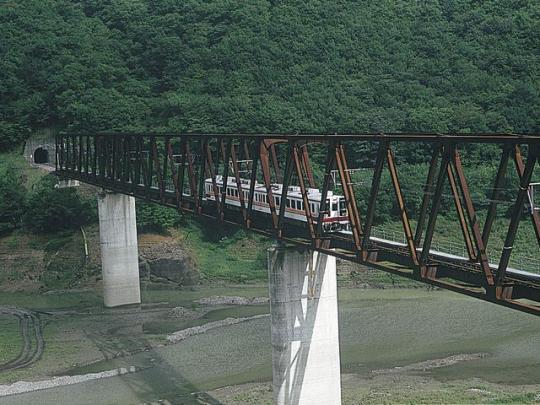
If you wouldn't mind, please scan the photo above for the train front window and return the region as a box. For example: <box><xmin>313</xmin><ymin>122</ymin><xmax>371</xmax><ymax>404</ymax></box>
<box><xmin>332</xmin><ymin>201</ymin><xmax>338</xmax><ymax>212</ymax></box>
<box><xmin>339</xmin><ymin>199</ymin><xmax>346</xmax><ymax>216</ymax></box>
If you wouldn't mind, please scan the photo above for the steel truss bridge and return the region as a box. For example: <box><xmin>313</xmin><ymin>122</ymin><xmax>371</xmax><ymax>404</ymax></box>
<box><xmin>55</xmin><ymin>133</ymin><xmax>540</xmax><ymax>316</ymax></box>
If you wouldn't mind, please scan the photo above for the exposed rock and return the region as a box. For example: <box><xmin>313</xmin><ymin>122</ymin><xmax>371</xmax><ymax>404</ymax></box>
<box><xmin>139</xmin><ymin>238</ymin><xmax>199</xmax><ymax>286</ymax></box>
<box><xmin>370</xmin><ymin>353</ymin><xmax>489</xmax><ymax>375</ymax></box>
<box><xmin>167</xmin><ymin>306</ymin><xmax>203</xmax><ymax>319</ymax></box>
<box><xmin>466</xmin><ymin>388</ymin><xmax>493</xmax><ymax>396</ymax></box>
<box><xmin>195</xmin><ymin>296</ymin><xmax>269</xmax><ymax>306</ymax></box>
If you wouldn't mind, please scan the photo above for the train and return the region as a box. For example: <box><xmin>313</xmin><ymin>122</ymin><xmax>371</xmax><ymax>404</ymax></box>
<box><xmin>204</xmin><ymin>175</ymin><xmax>349</xmax><ymax>232</ymax></box>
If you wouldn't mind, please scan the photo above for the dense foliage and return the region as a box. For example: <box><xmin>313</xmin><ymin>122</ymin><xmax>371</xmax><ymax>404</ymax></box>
<box><xmin>0</xmin><ymin>0</ymin><xmax>538</xmax><ymax>152</ymax></box>
<box><xmin>136</xmin><ymin>201</ymin><xmax>182</xmax><ymax>232</ymax></box>
<box><xmin>23</xmin><ymin>175</ymin><xmax>94</xmax><ymax>232</ymax></box>
<box><xmin>0</xmin><ymin>165</ymin><xmax>26</xmax><ymax>233</ymax></box>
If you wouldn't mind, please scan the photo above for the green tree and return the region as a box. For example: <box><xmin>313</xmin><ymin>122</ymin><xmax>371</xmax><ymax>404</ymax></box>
<box><xmin>23</xmin><ymin>175</ymin><xmax>94</xmax><ymax>233</ymax></box>
<box><xmin>0</xmin><ymin>164</ymin><xmax>26</xmax><ymax>234</ymax></box>
<box><xmin>136</xmin><ymin>201</ymin><xmax>182</xmax><ymax>233</ymax></box>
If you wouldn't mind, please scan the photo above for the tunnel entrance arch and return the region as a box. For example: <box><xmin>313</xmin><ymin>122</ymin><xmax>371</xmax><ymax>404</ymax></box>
<box><xmin>33</xmin><ymin>147</ymin><xmax>49</xmax><ymax>164</ymax></box>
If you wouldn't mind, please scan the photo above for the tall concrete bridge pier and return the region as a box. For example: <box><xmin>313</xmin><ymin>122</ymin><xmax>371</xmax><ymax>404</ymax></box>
<box><xmin>268</xmin><ymin>245</ymin><xmax>342</xmax><ymax>405</ymax></box>
<box><xmin>97</xmin><ymin>192</ymin><xmax>141</xmax><ymax>307</ymax></box>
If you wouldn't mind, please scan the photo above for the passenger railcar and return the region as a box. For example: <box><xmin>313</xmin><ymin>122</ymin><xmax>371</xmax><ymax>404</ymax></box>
<box><xmin>204</xmin><ymin>176</ymin><xmax>349</xmax><ymax>231</ymax></box>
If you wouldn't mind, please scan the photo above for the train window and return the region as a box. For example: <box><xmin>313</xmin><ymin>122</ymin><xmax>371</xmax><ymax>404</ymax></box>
<box><xmin>275</xmin><ymin>197</ymin><xmax>279</xmax><ymax>206</ymax></box>
<box><xmin>332</xmin><ymin>201</ymin><xmax>338</xmax><ymax>212</ymax></box>
<box><xmin>339</xmin><ymin>199</ymin><xmax>346</xmax><ymax>215</ymax></box>
<box><xmin>287</xmin><ymin>199</ymin><xmax>291</xmax><ymax>208</ymax></box>
<box><xmin>234</xmin><ymin>189</ymin><xmax>238</xmax><ymax>197</ymax></box>
<box><xmin>311</xmin><ymin>203</ymin><xmax>315</xmax><ymax>212</ymax></box>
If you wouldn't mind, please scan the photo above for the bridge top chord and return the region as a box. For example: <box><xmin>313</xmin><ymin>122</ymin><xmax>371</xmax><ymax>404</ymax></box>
<box><xmin>63</xmin><ymin>132</ymin><xmax>540</xmax><ymax>143</ymax></box>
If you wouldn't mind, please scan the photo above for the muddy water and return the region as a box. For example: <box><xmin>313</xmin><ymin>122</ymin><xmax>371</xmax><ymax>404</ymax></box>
<box><xmin>0</xmin><ymin>287</ymin><xmax>539</xmax><ymax>404</ymax></box>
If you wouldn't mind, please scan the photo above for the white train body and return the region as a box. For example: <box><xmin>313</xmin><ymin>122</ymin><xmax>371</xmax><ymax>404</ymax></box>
<box><xmin>205</xmin><ymin>176</ymin><xmax>349</xmax><ymax>231</ymax></box>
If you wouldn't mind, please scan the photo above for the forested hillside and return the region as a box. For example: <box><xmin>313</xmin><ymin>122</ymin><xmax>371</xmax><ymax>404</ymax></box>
<box><xmin>0</xmin><ymin>0</ymin><xmax>539</xmax><ymax>275</ymax></box>
<box><xmin>1</xmin><ymin>0</ymin><xmax>538</xmax><ymax>150</ymax></box>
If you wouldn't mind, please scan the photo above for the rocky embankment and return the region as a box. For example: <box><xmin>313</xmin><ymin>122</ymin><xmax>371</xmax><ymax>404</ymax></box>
<box><xmin>195</xmin><ymin>296</ymin><xmax>269</xmax><ymax>306</ymax></box>
<box><xmin>138</xmin><ymin>234</ymin><xmax>199</xmax><ymax>286</ymax></box>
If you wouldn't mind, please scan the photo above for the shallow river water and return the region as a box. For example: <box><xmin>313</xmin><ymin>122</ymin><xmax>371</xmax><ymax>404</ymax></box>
<box><xmin>0</xmin><ymin>287</ymin><xmax>539</xmax><ymax>404</ymax></box>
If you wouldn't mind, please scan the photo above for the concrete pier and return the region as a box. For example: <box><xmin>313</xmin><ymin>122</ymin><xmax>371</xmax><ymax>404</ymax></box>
<box><xmin>97</xmin><ymin>192</ymin><xmax>141</xmax><ymax>307</ymax></box>
<box><xmin>268</xmin><ymin>245</ymin><xmax>342</xmax><ymax>405</ymax></box>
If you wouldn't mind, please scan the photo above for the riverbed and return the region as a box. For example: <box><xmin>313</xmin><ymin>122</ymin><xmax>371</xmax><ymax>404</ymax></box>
<box><xmin>0</xmin><ymin>286</ymin><xmax>539</xmax><ymax>404</ymax></box>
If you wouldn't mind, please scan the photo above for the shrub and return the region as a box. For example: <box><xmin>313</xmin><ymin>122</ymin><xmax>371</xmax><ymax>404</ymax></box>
<box><xmin>0</xmin><ymin>164</ymin><xmax>26</xmax><ymax>234</ymax></box>
<box><xmin>135</xmin><ymin>200</ymin><xmax>182</xmax><ymax>233</ymax></box>
<box><xmin>23</xmin><ymin>175</ymin><xmax>93</xmax><ymax>233</ymax></box>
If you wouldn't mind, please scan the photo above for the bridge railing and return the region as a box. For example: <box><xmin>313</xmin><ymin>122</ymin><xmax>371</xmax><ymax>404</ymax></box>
<box><xmin>371</xmin><ymin>226</ymin><xmax>540</xmax><ymax>274</ymax></box>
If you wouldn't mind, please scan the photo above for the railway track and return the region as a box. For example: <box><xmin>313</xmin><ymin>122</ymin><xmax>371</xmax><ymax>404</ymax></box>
<box><xmin>0</xmin><ymin>307</ymin><xmax>45</xmax><ymax>372</ymax></box>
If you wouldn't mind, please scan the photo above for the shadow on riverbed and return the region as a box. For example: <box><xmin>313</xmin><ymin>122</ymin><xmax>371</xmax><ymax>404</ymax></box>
<box><xmin>82</xmin><ymin>326</ymin><xmax>223</xmax><ymax>404</ymax></box>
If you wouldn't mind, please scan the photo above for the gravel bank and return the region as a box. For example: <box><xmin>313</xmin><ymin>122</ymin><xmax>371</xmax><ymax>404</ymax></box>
<box><xmin>166</xmin><ymin>314</ymin><xmax>269</xmax><ymax>344</ymax></box>
<box><xmin>195</xmin><ymin>296</ymin><xmax>269</xmax><ymax>306</ymax></box>
<box><xmin>0</xmin><ymin>366</ymin><xmax>139</xmax><ymax>397</ymax></box>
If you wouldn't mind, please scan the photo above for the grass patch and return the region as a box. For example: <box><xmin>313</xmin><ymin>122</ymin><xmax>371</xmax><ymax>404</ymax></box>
<box><xmin>42</xmin><ymin>231</ymin><xmax>89</xmax><ymax>290</ymax></box>
<box><xmin>171</xmin><ymin>219</ymin><xmax>269</xmax><ymax>282</ymax></box>
<box><xmin>0</xmin><ymin>291</ymin><xmax>102</xmax><ymax>310</ymax></box>
<box><xmin>44</xmin><ymin>235</ymin><xmax>73</xmax><ymax>253</ymax></box>
<box><xmin>0</xmin><ymin>316</ymin><xmax>21</xmax><ymax>364</ymax></box>
<box><xmin>0</xmin><ymin>151</ymin><xmax>45</xmax><ymax>190</ymax></box>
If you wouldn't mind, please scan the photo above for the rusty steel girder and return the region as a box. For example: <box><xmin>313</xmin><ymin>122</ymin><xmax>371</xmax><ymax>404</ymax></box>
<box><xmin>56</xmin><ymin>133</ymin><xmax>540</xmax><ymax>316</ymax></box>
